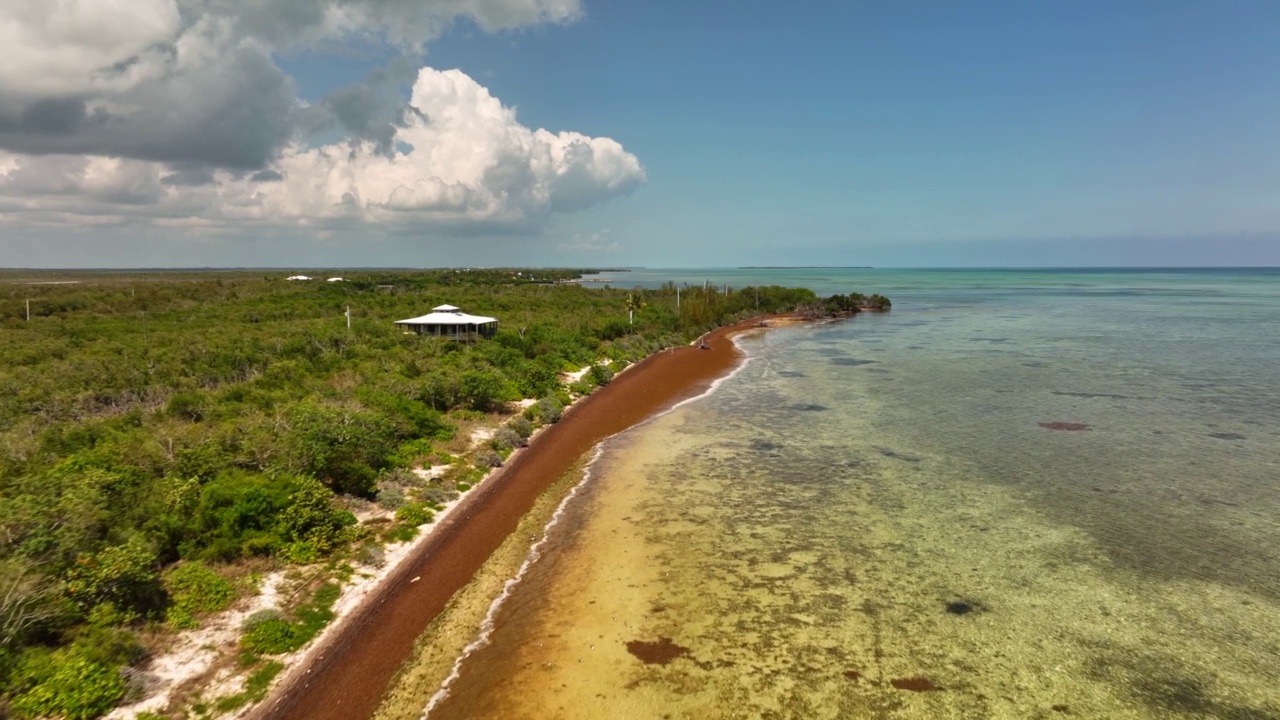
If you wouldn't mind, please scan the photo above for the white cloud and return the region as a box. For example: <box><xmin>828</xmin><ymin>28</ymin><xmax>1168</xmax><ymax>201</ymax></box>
<box><xmin>558</xmin><ymin>230</ymin><xmax>621</xmax><ymax>253</ymax></box>
<box><xmin>0</xmin><ymin>68</ymin><xmax>644</xmax><ymax>230</ymax></box>
<box><xmin>0</xmin><ymin>0</ymin><xmax>646</xmax><ymax>241</ymax></box>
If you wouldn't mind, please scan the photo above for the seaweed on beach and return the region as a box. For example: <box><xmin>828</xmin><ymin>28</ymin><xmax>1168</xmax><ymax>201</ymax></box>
<box><xmin>625</xmin><ymin>637</ymin><xmax>692</xmax><ymax>665</ymax></box>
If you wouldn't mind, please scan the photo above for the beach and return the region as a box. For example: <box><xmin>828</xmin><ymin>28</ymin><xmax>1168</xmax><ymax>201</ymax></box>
<box><xmin>251</xmin><ymin>316</ymin><xmax>784</xmax><ymax>720</ymax></box>
<box><xmin>404</xmin><ymin>268</ymin><xmax>1280</xmax><ymax>720</ymax></box>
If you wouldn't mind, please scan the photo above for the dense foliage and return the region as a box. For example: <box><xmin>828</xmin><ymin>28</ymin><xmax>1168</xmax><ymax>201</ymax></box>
<box><xmin>0</xmin><ymin>268</ymin><xmax>851</xmax><ymax>717</ymax></box>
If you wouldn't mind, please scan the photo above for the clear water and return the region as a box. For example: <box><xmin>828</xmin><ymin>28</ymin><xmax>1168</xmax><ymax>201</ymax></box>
<box><xmin>423</xmin><ymin>269</ymin><xmax>1280</xmax><ymax>719</ymax></box>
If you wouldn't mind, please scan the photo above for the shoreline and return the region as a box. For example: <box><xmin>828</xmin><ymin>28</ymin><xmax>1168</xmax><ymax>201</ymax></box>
<box><xmin>251</xmin><ymin>315</ymin><xmax>788</xmax><ymax>720</ymax></box>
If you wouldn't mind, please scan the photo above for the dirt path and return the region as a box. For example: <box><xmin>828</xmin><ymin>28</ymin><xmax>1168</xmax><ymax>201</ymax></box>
<box><xmin>252</xmin><ymin>318</ymin><xmax>774</xmax><ymax>720</ymax></box>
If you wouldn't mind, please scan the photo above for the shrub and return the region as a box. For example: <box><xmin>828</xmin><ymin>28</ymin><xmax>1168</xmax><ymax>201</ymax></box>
<box><xmin>490</xmin><ymin>427</ymin><xmax>523</xmax><ymax>451</ymax></box>
<box><xmin>10</xmin><ymin>652</ymin><xmax>125</xmax><ymax>720</ymax></box>
<box><xmin>162</xmin><ymin>561</ymin><xmax>236</xmax><ymax>630</ymax></box>
<box><xmin>418</xmin><ymin>484</ymin><xmax>458</xmax><ymax>507</ymax></box>
<box><xmin>473</xmin><ymin>450</ymin><xmax>502</xmax><ymax>469</ymax></box>
<box><xmin>276</xmin><ymin>477</ymin><xmax>358</xmax><ymax>559</ymax></box>
<box><xmin>242</xmin><ymin>608</ymin><xmax>284</xmax><ymax>631</ymax></box>
<box><xmin>507</xmin><ymin>416</ymin><xmax>533</xmax><ymax>440</ymax></box>
<box><xmin>459</xmin><ymin>369</ymin><xmax>506</xmax><ymax>412</ymax></box>
<box><xmin>65</xmin><ymin>537</ymin><xmax>163</xmax><ymax>622</ymax></box>
<box><xmin>240</xmin><ymin>617</ymin><xmax>298</xmax><ymax>655</ymax></box>
<box><xmin>394</xmin><ymin>503</ymin><xmax>434</xmax><ymax>526</ymax></box>
<box><xmin>356</xmin><ymin>540</ymin><xmax>385</xmax><ymax>568</ymax></box>
<box><xmin>375</xmin><ymin>484</ymin><xmax>406</xmax><ymax>510</ymax></box>
<box><xmin>587</xmin><ymin>364</ymin><xmax>613</xmax><ymax>386</ymax></box>
<box><xmin>388</xmin><ymin>438</ymin><xmax>435</xmax><ymax>467</ymax></box>
<box><xmin>534</xmin><ymin>397</ymin><xmax>562</xmax><ymax>423</ymax></box>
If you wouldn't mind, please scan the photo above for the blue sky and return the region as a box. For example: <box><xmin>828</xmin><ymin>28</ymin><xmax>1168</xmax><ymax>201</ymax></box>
<box><xmin>3</xmin><ymin>0</ymin><xmax>1279</xmax><ymax>266</ymax></box>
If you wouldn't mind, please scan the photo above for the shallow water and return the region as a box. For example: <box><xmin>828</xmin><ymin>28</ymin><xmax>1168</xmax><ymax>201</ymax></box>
<box><xmin>423</xmin><ymin>269</ymin><xmax>1280</xmax><ymax>719</ymax></box>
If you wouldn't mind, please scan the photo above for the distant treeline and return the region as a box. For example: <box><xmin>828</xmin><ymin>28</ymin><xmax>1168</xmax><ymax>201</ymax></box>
<box><xmin>0</xmin><ymin>269</ymin><xmax>882</xmax><ymax>718</ymax></box>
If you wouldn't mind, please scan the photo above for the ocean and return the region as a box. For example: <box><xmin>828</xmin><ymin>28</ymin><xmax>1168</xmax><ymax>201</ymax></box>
<box><xmin>418</xmin><ymin>268</ymin><xmax>1280</xmax><ymax>719</ymax></box>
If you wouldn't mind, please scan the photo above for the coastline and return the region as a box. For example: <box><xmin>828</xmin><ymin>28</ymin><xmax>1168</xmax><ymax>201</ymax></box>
<box><xmin>250</xmin><ymin>315</ymin><xmax>787</xmax><ymax>720</ymax></box>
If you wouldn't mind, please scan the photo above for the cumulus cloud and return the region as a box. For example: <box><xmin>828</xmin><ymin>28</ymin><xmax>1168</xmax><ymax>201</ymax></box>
<box><xmin>0</xmin><ymin>0</ymin><xmax>642</xmax><ymax>239</ymax></box>
<box><xmin>0</xmin><ymin>68</ymin><xmax>644</xmax><ymax>230</ymax></box>
<box><xmin>559</xmin><ymin>230</ymin><xmax>621</xmax><ymax>253</ymax></box>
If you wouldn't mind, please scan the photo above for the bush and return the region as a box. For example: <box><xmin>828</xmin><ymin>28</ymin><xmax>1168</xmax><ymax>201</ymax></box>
<box><xmin>162</xmin><ymin>561</ymin><xmax>236</xmax><ymax>630</ymax></box>
<box><xmin>64</xmin><ymin>537</ymin><xmax>163</xmax><ymax>623</ymax></box>
<box><xmin>507</xmin><ymin>416</ymin><xmax>533</xmax><ymax>440</ymax></box>
<box><xmin>10</xmin><ymin>652</ymin><xmax>126</xmax><ymax>720</ymax></box>
<box><xmin>355</xmin><ymin>540</ymin><xmax>385</xmax><ymax>568</ymax></box>
<box><xmin>242</xmin><ymin>608</ymin><xmax>284</xmax><ymax>631</ymax></box>
<box><xmin>490</xmin><ymin>427</ymin><xmax>523</xmax><ymax>451</ymax></box>
<box><xmin>534</xmin><ymin>397</ymin><xmax>562</xmax><ymax>424</ymax></box>
<box><xmin>394</xmin><ymin>503</ymin><xmax>434</xmax><ymax>526</ymax></box>
<box><xmin>459</xmin><ymin>369</ymin><xmax>506</xmax><ymax>412</ymax></box>
<box><xmin>418</xmin><ymin>484</ymin><xmax>458</xmax><ymax>507</ymax></box>
<box><xmin>587</xmin><ymin>364</ymin><xmax>613</xmax><ymax>386</ymax></box>
<box><xmin>276</xmin><ymin>477</ymin><xmax>358</xmax><ymax>559</ymax></box>
<box><xmin>240</xmin><ymin>617</ymin><xmax>298</xmax><ymax>655</ymax></box>
<box><xmin>375</xmin><ymin>484</ymin><xmax>406</xmax><ymax>510</ymax></box>
<box><xmin>473</xmin><ymin>450</ymin><xmax>502</xmax><ymax>469</ymax></box>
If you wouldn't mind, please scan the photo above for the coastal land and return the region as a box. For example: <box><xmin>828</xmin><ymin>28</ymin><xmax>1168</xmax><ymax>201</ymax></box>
<box><xmin>253</xmin><ymin>316</ymin><xmax>783</xmax><ymax>720</ymax></box>
<box><xmin>2</xmin><ymin>269</ymin><xmax>860</xmax><ymax>720</ymax></box>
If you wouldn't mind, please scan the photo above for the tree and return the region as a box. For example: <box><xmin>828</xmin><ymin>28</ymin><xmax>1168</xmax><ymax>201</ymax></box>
<box><xmin>0</xmin><ymin>558</ymin><xmax>66</xmax><ymax>649</ymax></box>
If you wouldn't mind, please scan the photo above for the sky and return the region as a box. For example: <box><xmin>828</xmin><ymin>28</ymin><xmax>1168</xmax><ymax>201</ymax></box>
<box><xmin>2</xmin><ymin>0</ymin><xmax>1279</xmax><ymax>268</ymax></box>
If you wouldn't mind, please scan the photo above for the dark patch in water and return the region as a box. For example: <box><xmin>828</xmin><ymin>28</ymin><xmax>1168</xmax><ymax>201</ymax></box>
<box><xmin>1039</xmin><ymin>421</ymin><xmax>1090</xmax><ymax>431</ymax></box>
<box><xmin>1052</xmin><ymin>391</ymin><xmax>1134</xmax><ymax>400</ymax></box>
<box><xmin>969</xmin><ymin>337</ymin><xmax>1010</xmax><ymax>343</ymax></box>
<box><xmin>945</xmin><ymin>600</ymin><xmax>978</xmax><ymax>615</ymax></box>
<box><xmin>1209</xmin><ymin>432</ymin><xmax>1246</xmax><ymax>441</ymax></box>
<box><xmin>787</xmin><ymin>403</ymin><xmax>828</xmax><ymax>412</ymax></box>
<box><xmin>863</xmin><ymin>367</ymin><xmax>892</xmax><ymax>374</ymax></box>
<box><xmin>1089</xmin><ymin>647</ymin><xmax>1280</xmax><ymax>719</ymax></box>
<box><xmin>1051</xmin><ymin>705</ymin><xmax>1071</xmax><ymax>714</ymax></box>
<box><xmin>1132</xmin><ymin>673</ymin><xmax>1279</xmax><ymax>719</ymax></box>
<box><xmin>891</xmin><ymin>677</ymin><xmax>942</xmax><ymax>692</ymax></box>
<box><xmin>906</xmin><ymin>345</ymin><xmax>924</xmax><ymax>350</ymax></box>
<box><xmin>876</xmin><ymin>447</ymin><xmax>922</xmax><ymax>462</ymax></box>
<box><xmin>626</xmin><ymin>637</ymin><xmax>691</xmax><ymax>665</ymax></box>
<box><xmin>750</xmin><ymin>439</ymin><xmax>783</xmax><ymax>452</ymax></box>
<box><xmin>1023</xmin><ymin>361</ymin><xmax>1049</xmax><ymax>368</ymax></box>
<box><xmin>776</xmin><ymin>370</ymin><xmax>806</xmax><ymax>378</ymax></box>
<box><xmin>829</xmin><ymin>357</ymin><xmax>878</xmax><ymax>366</ymax></box>
<box><xmin>843</xmin><ymin>669</ymin><xmax>862</xmax><ymax>681</ymax></box>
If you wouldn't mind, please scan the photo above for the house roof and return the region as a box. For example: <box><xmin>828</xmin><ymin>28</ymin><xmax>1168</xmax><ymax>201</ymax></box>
<box><xmin>395</xmin><ymin>310</ymin><xmax>497</xmax><ymax>326</ymax></box>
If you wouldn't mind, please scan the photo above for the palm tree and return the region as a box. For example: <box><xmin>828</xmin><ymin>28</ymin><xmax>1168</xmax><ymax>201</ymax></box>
<box><xmin>625</xmin><ymin>293</ymin><xmax>643</xmax><ymax>325</ymax></box>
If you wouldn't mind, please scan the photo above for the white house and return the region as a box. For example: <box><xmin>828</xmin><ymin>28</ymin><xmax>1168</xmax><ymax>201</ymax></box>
<box><xmin>395</xmin><ymin>304</ymin><xmax>498</xmax><ymax>339</ymax></box>
<box><xmin>285</xmin><ymin>275</ymin><xmax>312</xmax><ymax>281</ymax></box>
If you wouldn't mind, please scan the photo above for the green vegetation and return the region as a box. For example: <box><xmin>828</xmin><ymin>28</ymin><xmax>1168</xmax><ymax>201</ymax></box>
<box><xmin>0</xmin><ymin>268</ymin><xmax>875</xmax><ymax>717</ymax></box>
<box><xmin>162</xmin><ymin>561</ymin><xmax>237</xmax><ymax>630</ymax></box>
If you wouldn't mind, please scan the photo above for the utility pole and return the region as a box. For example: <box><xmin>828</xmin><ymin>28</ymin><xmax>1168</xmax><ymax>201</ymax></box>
<box><xmin>676</xmin><ymin>286</ymin><xmax>681</xmax><ymax>314</ymax></box>
<box><xmin>26</xmin><ymin>298</ymin><xmax>30</xmax><ymax>321</ymax></box>
<box><xmin>345</xmin><ymin>305</ymin><xmax>351</xmax><ymax>330</ymax></box>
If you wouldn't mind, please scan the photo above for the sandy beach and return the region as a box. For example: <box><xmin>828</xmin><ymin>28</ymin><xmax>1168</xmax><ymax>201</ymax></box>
<box><xmin>249</xmin><ymin>316</ymin><xmax>784</xmax><ymax>720</ymax></box>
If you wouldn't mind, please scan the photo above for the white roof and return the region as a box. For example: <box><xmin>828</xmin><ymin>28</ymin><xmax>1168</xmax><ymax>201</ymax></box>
<box><xmin>285</xmin><ymin>275</ymin><xmax>312</xmax><ymax>280</ymax></box>
<box><xmin>395</xmin><ymin>311</ymin><xmax>497</xmax><ymax>326</ymax></box>
<box><xmin>327</xmin><ymin>277</ymin><xmax>344</xmax><ymax>282</ymax></box>
<box><xmin>433</xmin><ymin>304</ymin><xmax>460</xmax><ymax>311</ymax></box>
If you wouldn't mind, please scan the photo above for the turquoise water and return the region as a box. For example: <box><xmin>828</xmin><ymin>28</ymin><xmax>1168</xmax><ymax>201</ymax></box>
<box><xmin>423</xmin><ymin>269</ymin><xmax>1280</xmax><ymax>719</ymax></box>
